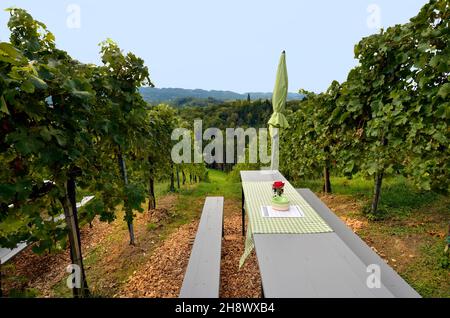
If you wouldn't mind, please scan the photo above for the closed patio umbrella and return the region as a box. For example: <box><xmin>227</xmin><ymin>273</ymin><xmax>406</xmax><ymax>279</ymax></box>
<box><xmin>268</xmin><ymin>51</ymin><xmax>289</xmax><ymax>170</ymax></box>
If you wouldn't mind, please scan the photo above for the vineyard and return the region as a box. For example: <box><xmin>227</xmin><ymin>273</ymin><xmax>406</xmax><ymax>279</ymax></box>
<box><xmin>0</xmin><ymin>8</ymin><xmax>208</xmax><ymax>297</ymax></box>
<box><xmin>0</xmin><ymin>0</ymin><xmax>449</xmax><ymax>299</ymax></box>
<box><xmin>279</xmin><ymin>0</ymin><xmax>449</xmax><ymax>218</ymax></box>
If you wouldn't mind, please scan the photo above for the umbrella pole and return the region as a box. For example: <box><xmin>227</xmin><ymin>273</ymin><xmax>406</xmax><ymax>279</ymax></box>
<box><xmin>270</xmin><ymin>128</ymin><xmax>279</xmax><ymax>171</ymax></box>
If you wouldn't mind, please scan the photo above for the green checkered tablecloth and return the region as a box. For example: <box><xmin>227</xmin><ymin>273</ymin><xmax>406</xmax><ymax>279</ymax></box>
<box><xmin>239</xmin><ymin>181</ymin><xmax>333</xmax><ymax>267</ymax></box>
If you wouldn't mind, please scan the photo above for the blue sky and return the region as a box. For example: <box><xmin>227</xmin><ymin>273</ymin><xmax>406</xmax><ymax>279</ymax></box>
<box><xmin>0</xmin><ymin>0</ymin><xmax>429</xmax><ymax>93</ymax></box>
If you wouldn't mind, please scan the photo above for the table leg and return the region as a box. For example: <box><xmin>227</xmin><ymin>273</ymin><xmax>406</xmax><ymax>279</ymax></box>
<box><xmin>0</xmin><ymin>262</ymin><xmax>2</xmax><ymax>298</ymax></box>
<box><xmin>241</xmin><ymin>187</ymin><xmax>245</xmax><ymax>236</ymax></box>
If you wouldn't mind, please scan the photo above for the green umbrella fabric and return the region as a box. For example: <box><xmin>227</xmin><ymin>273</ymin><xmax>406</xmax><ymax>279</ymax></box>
<box><xmin>268</xmin><ymin>51</ymin><xmax>289</xmax><ymax>133</ymax></box>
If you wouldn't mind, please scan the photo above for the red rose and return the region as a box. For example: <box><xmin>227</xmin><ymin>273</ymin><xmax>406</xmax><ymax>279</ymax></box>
<box><xmin>272</xmin><ymin>181</ymin><xmax>284</xmax><ymax>189</ymax></box>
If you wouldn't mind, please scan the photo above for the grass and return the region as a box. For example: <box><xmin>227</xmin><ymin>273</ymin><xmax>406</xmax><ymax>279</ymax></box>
<box><xmin>402</xmin><ymin>240</ymin><xmax>449</xmax><ymax>298</ymax></box>
<box><xmin>294</xmin><ymin>175</ymin><xmax>441</xmax><ymax>218</ymax></box>
<box><xmin>146</xmin><ymin>223</ymin><xmax>158</xmax><ymax>231</ymax></box>
<box><xmin>165</xmin><ymin>169</ymin><xmax>241</xmax><ymax>228</ymax></box>
<box><xmin>179</xmin><ymin>169</ymin><xmax>241</xmax><ymax>199</ymax></box>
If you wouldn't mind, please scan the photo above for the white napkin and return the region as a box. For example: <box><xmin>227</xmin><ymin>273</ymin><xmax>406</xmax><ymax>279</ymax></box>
<box><xmin>261</xmin><ymin>205</ymin><xmax>305</xmax><ymax>218</ymax></box>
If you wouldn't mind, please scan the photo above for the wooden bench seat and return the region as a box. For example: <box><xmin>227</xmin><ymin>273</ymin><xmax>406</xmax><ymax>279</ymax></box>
<box><xmin>179</xmin><ymin>196</ymin><xmax>224</xmax><ymax>298</ymax></box>
<box><xmin>296</xmin><ymin>189</ymin><xmax>420</xmax><ymax>298</ymax></box>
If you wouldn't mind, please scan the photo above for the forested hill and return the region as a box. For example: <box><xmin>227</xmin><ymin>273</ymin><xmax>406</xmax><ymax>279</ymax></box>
<box><xmin>177</xmin><ymin>99</ymin><xmax>301</xmax><ymax>130</ymax></box>
<box><xmin>139</xmin><ymin>87</ymin><xmax>304</xmax><ymax>107</ymax></box>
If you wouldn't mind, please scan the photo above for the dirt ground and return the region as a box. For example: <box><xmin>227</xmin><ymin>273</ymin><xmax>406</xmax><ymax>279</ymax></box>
<box><xmin>117</xmin><ymin>213</ymin><xmax>261</xmax><ymax>298</ymax></box>
<box><xmin>318</xmin><ymin>193</ymin><xmax>448</xmax><ymax>277</ymax></box>
<box><xmin>1</xmin><ymin>216</ymin><xmax>114</xmax><ymax>297</ymax></box>
<box><xmin>2</xmin><ymin>194</ymin><xmax>179</xmax><ymax>297</ymax></box>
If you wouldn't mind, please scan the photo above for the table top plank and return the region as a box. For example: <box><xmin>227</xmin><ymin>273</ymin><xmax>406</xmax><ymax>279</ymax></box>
<box><xmin>240</xmin><ymin>170</ymin><xmax>287</xmax><ymax>182</ymax></box>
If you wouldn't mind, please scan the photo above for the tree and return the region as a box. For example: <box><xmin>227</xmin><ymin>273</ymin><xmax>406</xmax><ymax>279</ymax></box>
<box><xmin>99</xmin><ymin>39</ymin><xmax>152</xmax><ymax>245</ymax></box>
<box><xmin>2</xmin><ymin>8</ymin><xmax>98</xmax><ymax>296</ymax></box>
<box><xmin>146</xmin><ymin>104</ymin><xmax>178</xmax><ymax>209</ymax></box>
<box><xmin>402</xmin><ymin>0</ymin><xmax>449</xmax><ymax>192</ymax></box>
<box><xmin>280</xmin><ymin>85</ymin><xmax>341</xmax><ymax>193</ymax></box>
<box><xmin>1</xmin><ymin>9</ymin><xmax>159</xmax><ymax>297</ymax></box>
<box><xmin>280</xmin><ymin>0</ymin><xmax>448</xmax><ymax>216</ymax></box>
<box><xmin>280</xmin><ymin>92</ymin><xmax>322</xmax><ymax>181</ymax></box>
<box><xmin>337</xmin><ymin>0</ymin><xmax>448</xmax><ymax>214</ymax></box>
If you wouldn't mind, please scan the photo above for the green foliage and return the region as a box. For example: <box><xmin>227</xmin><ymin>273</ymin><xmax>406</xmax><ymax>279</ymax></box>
<box><xmin>146</xmin><ymin>223</ymin><xmax>158</xmax><ymax>231</ymax></box>
<box><xmin>178</xmin><ymin>99</ymin><xmax>300</xmax><ymax>130</ymax></box>
<box><xmin>0</xmin><ymin>9</ymin><xmax>158</xmax><ymax>256</ymax></box>
<box><xmin>280</xmin><ymin>85</ymin><xmax>341</xmax><ymax>181</ymax></box>
<box><xmin>0</xmin><ymin>8</ymin><xmax>100</xmax><ymax>250</ymax></box>
<box><xmin>169</xmin><ymin>96</ymin><xmax>223</xmax><ymax>108</ymax></box>
<box><xmin>438</xmin><ymin>251</ymin><xmax>449</xmax><ymax>269</ymax></box>
<box><xmin>140</xmin><ymin>87</ymin><xmax>304</xmax><ymax>107</ymax></box>
<box><xmin>7</xmin><ymin>287</ymin><xmax>39</xmax><ymax>298</ymax></box>
<box><xmin>228</xmin><ymin>160</ymin><xmax>261</xmax><ymax>182</ymax></box>
<box><xmin>92</xmin><ymin>39</ymin><xmax>153</xmax><ymax>232</ymax></box>
<box><xmin>146</xmin><ymin>104</ymin><xmax>179</xmax><ymax>178</ymax></box>
<box><xmin>281</xmin><ymin>0</ymin><xmax>449</xmax><ymax>214</ymax></box>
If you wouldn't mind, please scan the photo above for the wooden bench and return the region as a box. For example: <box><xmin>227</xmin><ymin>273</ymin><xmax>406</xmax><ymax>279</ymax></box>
<box><xmin>296</xmin><ymin>189</ymin><xmax>420</xmax><ymax>298</ymax></box>
<box><xmin>179</xmin><ymin>196</ymin><xmax>224</xmax><ymax>298</ymax></box>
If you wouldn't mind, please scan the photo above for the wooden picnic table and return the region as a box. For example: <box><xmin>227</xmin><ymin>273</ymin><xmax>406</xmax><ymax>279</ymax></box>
<box><xmin>240</xmin><ymin>170</ymin><xmax>420</xmax><ymax>298</ymax></box>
